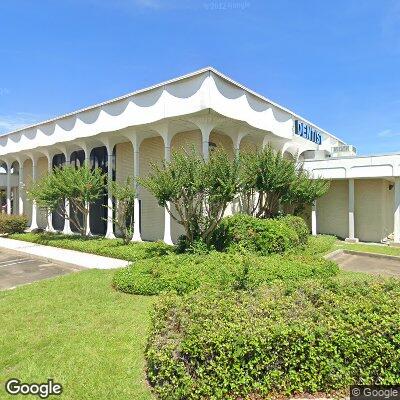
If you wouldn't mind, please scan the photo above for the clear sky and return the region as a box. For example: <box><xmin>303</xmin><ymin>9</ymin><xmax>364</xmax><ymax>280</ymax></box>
<box><xmin>0</xmin><ymin>0</ymin><xmax>399</xmax><ymax>154</ymax></box>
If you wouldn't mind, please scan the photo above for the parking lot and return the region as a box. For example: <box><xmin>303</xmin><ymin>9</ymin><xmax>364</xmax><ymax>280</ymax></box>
<box><xmin>0</xmin><ymin>248</ymin><xmax>84</xmax><ymax>290</ymax></box>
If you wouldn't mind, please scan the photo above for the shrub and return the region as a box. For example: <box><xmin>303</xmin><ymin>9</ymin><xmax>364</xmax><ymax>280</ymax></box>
<box><xmin>113</xmin><ymin>251</ymin><xmax>339</xmax><ymax>295</ymax></box>
<box><xmin>0</xmin><ymin>214</ymin><xmax>28</xmax><ymax>234</ymax></box>
<box><xmin>175</xmin><ymin>235</ymin><xmax>211</xmax><ymax>254</ymax></box>
<box><xmin>212</xmin><ymin>214</ymin><xmax>299</xmax><ymax>255</ymax></box>
<box><xmin>146</xmin><ymin>275</ymin><xmax>400</xmax><ymax>399</ymax></box>
<box><xmin>304</xmin><ymin>234</ymin><xmax>337</xmax><ymax>256</ymax></box>
<box><xmin>279</xmin><ymin>214</ymin><xmax>309</xmax><ymax>245</ymax></box>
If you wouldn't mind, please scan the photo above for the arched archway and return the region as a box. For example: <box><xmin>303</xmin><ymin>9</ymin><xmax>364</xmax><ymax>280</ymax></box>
<box><xmin>89</xmin><ymin>145</ymin><xmax>115</xmax><ymax>236</ymax></box>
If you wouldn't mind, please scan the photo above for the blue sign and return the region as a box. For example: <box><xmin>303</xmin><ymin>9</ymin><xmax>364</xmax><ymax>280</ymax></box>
<box><xmin>295</xmin><ymin>120</ymin><xmax>322</xmax><ymax>145</ymax></box>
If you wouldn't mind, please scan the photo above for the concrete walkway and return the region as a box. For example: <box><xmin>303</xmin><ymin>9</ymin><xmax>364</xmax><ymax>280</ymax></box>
<box><xmin>0</xmin><ymin>237</ymin><xmax>130</xmax><ymax>269</ymax></box>
<box><xmin>327</xmin><ymin>249</ymin><xmax>400</xmax><ymax>277</ymax></box>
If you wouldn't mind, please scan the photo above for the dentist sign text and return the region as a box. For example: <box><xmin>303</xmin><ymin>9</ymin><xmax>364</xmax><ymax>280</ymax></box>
<box><xmin>295</xmin><ymin>120</ymin><xmax>322</xmax><ymax>145</ymax></box>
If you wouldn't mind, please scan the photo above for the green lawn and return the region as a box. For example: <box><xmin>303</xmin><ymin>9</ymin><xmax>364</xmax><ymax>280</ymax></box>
<box><xmin>335</xmin><ymin>241</ymin><xmax>400</xmax><ymax>257</ymax></box>
<box><xmin>0</xmin><ymin>270</ymin><xmax>155</xmax><ymax>400</ymax></box>
<box><xmin>10</xmin><ymin>232</ymin><xmax>172</xmax><ymax>262</ymax></box>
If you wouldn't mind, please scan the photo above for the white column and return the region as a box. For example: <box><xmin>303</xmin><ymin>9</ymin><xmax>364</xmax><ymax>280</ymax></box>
<box><xmin>394</xmin><ymin>177</ymin><xmax>400</xmax><ymax>243</ymax></box>
<box><xmin>345</xmin><ymin>178</ymin><xmax>359</xmax><ymax>242</ymax></box>
<box><xmin>63</xmin><ymin>153</ymin><xmax>73</xmax><ymax>235</ymax></box>
<box><xmin>18</xmin><ymin>162</ymin><xmax>24</xmax><ymax>215</ymax></box>
<box><xmin>311</xmin><ymin>201</ymin><xmax>317</xmax><ymax>236</ymax></box>
<box><xmin>29</xmin><ymin>159</ymin><xmax>39</xmax><ymax>231</ymax></box>
<box><xmin>163</xmin><ymin>141</ymin><xmax>173</xmax><ymax>245</ymax></box>
<box><xmin>105</xmin><ymin>144</ymin><xmax>115</xmax><ymax>239</ymax></box>
<box><xmin>46</xmin><ymin>157</ymin><xmax>55</xmax><ymax>232</ymax></box>
<box><xmin>201</xmin><ymin>126</ymin><xmax>212</xmax><ymax>161</ymax></box>
<box><xmin>84</xmin><ymin>146</ymin><xmax>92</xmax><ymax>236</ymax></box>
<box><xmin>232</xmin><ymin>130</ymin><xmax>246</xmax><ymax>158</ymax></box>
<box><xmin>132</xmin><ymin>145</ymin><xmax>142</xmax><ymax>242</ymax></box>
<box><xmin>6</xmin><ymin>163</ymin><xmax>11</xmax><ymax>215</ymax></box>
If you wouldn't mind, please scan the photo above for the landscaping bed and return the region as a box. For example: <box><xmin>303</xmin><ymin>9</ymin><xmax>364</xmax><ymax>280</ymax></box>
<box><xmin>5</xmin><ymin>225</ymin><xmax>400</xmax><ymax>399</ymax></box>
<box><xmin>113</xmin><ymin>251</ymin><xmax>339</xmax><ymax>295</ymax></box>
<box><xmin>147</xmin><ymin>275</ymin><xmax>400</xmax><ymax>400</ymax></box>
<box><xmin>10</xmin><ymin>232</ymin><xmax>172</xmax><ymax>261</ymax></box>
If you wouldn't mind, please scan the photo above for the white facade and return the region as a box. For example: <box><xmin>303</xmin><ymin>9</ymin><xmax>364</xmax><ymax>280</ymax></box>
<box><xmin>1</xmin><ymin>67</ymin><xmax>396</xmax><ymax>244</ymax></box>
<box><xmin>303</xmin><ymin>154</ymin><xmax>400</xmax><ymax>243</ymax></box>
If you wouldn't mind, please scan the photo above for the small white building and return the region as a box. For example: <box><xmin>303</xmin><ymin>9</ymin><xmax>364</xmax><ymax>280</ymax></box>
<box><xmin>0</xmin><ymin>67</ymin><xmax>398</xmax><ymax>244</ymax></box>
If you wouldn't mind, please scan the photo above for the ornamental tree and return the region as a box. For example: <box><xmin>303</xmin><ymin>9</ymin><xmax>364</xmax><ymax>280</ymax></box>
<box><xmin>139</xmin><ymin>148</ymin><xmax>240</xmax><ymax>245</ymax></box>
<box><xmin>282</xmin><ymin>168</ymin><xmax>330</xmax><ymax>215</ymax></box>
<box><xmin>239</xmin><ymin>146</ymin><xmax>297</xmax><ymax>218</ymax></box>
<box><xmin>239</xmin><ymin>146</ymin><xmax>329</xmax><ymax>218</ymax></box>
<box><xmin>28</xmin><ymin>165</ymin><xmax>105</xmax><ymax>236</ymax></box>
<box><xmin>110</xmin><ymin>177</ymin><xmax>136</xmax><ymax>244</ymax></box>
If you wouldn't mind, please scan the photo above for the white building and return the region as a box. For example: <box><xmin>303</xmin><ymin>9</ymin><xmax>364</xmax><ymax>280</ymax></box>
<box><xmin>0</xmin><ymin>67</ymin><xmax>398</xmax><ymax>244</ymax></box>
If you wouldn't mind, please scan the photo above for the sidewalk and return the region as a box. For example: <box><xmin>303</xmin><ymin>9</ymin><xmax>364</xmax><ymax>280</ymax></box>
<box><xmin>0</xmin><ymin>237</ymin><xmax>130</xmax><ymax>269</ymax></box>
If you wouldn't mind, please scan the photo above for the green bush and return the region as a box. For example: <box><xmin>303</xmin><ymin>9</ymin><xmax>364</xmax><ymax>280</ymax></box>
<box><xmin>146</xmin><ymin>275</ymin><xmax>400</xmax><ymax>399</ymax></box>
<box><xmin>279</xmin><ymin>214</ymin><xmax>309</xmax><ymax>244</ymax></box>
<box><xmin>113</xmin><ymin>251</ymin><xmax>339</xmax><ymax>295</ymax></box>
<box><xmin>212</xmin><ymin>214</ymin><xmax>299</xmax><ymax>255</ymax></box>
<box><xmin>304</xmin><ymin>234</ymin><xmax>337</xmax><ymax>256</ymax></box>
<box><xmin>0</xmin><ymin>214</ymin><xmax>28</xmax><ymax>234</ymax></box>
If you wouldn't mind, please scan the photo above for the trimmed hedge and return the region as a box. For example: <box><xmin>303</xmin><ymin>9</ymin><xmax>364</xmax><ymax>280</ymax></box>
<box><xmin>0</xmin><ymin>214</ymin><xmax>28</xmax><ymax>234</ymax></box>
<box><xmin>146</xmin><ymin>275</ymin><xmax>400</xmax><ymax>399</ymax></box>
<box><xmin>305</xmin><ymin>234</ymin><xmax>337</xmax><ymax>256</ymax></box>
<box><xmin>113</xmin><ymin>251</ymin><xmax>339</xmax><ymax>295</ymax></box>
<box><xmin>212</xmin><ymin>214</ymin><xmax>301</xmax><ymax>255</ymax></box>
<box><xmin>278</xmin><ymin>214</ymin><xmax>309</xmax><ymax>244</ymax></box>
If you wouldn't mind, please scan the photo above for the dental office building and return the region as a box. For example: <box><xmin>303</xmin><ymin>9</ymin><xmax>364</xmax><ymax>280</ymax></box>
<box><xmin>0</xmin><ymin>67</ymin><xmax>399</xmax><ymax>245</ymax></box>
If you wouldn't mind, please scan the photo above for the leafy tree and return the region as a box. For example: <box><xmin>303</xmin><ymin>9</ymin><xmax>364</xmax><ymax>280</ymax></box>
<box><xmin>139</xmin><ymin>147</ymin><xmax>240</xmax><ymax>245</ymax></box>
<box><xmin>110</xmin><ymin>177</ymin><xmax>136</xmax><ymax>244</ymax></box>
<box><xmin>239</xmin><ymin>146</ymin><xmax>297</xmax><ymax>218</ymax></box>
<box><xmin>239</xmin><ymin>146</ymin><xmax>329</xmax><ymax>218</ymax></box>
<box><xmin>28</xmin><ymin>165</ymin><xmax>105</xmax><ymax>236</ymax></box>
<box><xmin>282</xmin><ymin>168</ymin><xmax>330</xmax><ymax>215</ymax></box>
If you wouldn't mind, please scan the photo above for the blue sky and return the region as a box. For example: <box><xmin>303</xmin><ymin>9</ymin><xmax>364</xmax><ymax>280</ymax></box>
<box><xmin>0</xmin><ymin>0</ymin><xmax>399</xmax><ymax>154</ymax></box>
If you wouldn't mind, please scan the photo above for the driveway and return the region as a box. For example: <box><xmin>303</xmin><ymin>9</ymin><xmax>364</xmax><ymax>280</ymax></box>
<box><xmin>0</xmin><ymin>248</ymin><xmax>84</xmax><ymax>290</ymax></box>
<box><xmin>332</xmin><ymin>251</ymin><xmax>400</xmax><ymax>277</ymax></box>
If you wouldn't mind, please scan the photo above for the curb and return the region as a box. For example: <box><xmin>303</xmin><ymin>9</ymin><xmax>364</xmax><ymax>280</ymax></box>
<box><xmin>1</xmin><ymin>246</ymin><xmax>85</xmax><ymax>270</ymax></box>
<box><xmin>0</xmin><ymin>237</ymin><xmax>130</xmax><ymax>269</ymax></box>
<box><xmin>325</xmin><ymin>248</ymin><xmax>400</xmax><ymax>262</ymax></box>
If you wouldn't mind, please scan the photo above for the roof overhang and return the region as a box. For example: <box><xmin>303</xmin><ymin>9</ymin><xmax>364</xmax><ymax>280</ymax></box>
<box><xmin>0</xmin><ymin>67</ymin><xmax>344</xmax><ymax>158</ymax></box>
<box><xmin>304</xmin><ymin>153</ymin><xmax>400</xmax><ymax>179</ymax></box>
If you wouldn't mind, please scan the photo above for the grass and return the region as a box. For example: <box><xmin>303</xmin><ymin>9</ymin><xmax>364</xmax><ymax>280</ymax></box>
<box><xmin>0</xmin><ymin>269</ymin><xmax>155</xmax><ymax>400</ymax></box>
<box><xmin>299</xmin><ymin>234</ymin><xmax>400</xmax><ymax>258</ymax></box>
<box><xmin>335</xmin><ymin>241</ymin><xmax>400</xmax><ymax>257</ymax></box>
<box><xmin>9</xmin><ymin>232</ymin><xmax>173</xmax><ymax>261</ymax></box>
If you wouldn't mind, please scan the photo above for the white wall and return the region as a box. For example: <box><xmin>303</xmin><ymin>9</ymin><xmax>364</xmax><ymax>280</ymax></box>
<box><xmin>316</xmin><ymin>178</ymin><xmax>395</xmax><ymax>242</ymax></box>
<box><xmin>317</xmin><ymin>180</ymin><xmax>349</xmax><ymax>239</ymax></box>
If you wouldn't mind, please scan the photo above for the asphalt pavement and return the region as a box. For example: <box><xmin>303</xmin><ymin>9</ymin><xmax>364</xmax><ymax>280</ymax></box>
<box><xmin>0</xmin><ymin>248</ymin><xmax>84</xmax><ymax>290</ymax></box>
